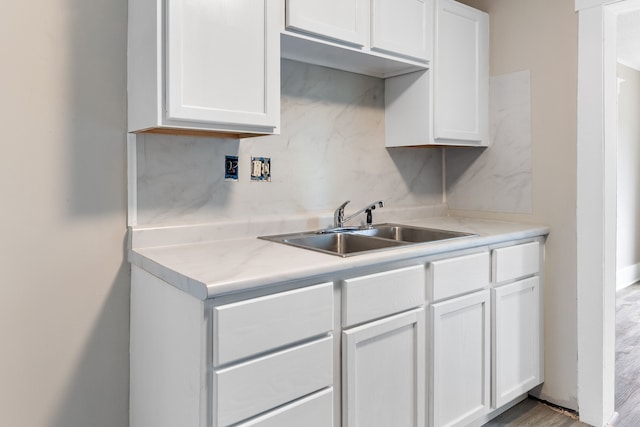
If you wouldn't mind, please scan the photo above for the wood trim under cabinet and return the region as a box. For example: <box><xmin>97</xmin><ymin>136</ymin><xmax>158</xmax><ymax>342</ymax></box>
<box><xmin>134</xmin><ymin>127</ymin><xmax>269</xmax><ymax>139</ymax></box>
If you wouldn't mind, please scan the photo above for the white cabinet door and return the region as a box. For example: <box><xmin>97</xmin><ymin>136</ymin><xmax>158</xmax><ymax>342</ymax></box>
<box><xmin>384</xmin><ymin>0</ymin><xmax>488</xmax><ymax>147</ymax></box>
<box><xmin>371</xmin><ymin>0</ymin><xmax>432</xmax><ymax>61</ymax></box>
<box><xmin>129</xmin><ymin>0</ymin><xmax>280</xmax><ymax>136</ymax></box>
<box><xmin>433</xmin><ymin>0</ymin><xmax>488</xmax><ymax>145</ymax></box>
<box><xmin>343</xmin><ymin>308</ymin><xmax>425</xmax><ymax>427</ymax></box>
<box><xmin>166</xmin><ymin>0</ymin><xmax>279</xmax><ymax>129</ymax></box>
<box><xmin>492</xmin><ymin>277</ymin><xmax>542</xmax><ymax>408</ymax></box>
<box><xmin>430</xmin><ymin>290</ymin><xmax>490</xmax><ymax>427</ymax></box>
<box><xmin>286</xmin><ymin>0</ymin><xmax>366</xmax><ymax>46</ymax></box>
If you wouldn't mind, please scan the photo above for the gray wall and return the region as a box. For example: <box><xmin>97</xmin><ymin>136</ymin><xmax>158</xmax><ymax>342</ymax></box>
<box><xmin>617</xmin><ymin>63</ymin><xmax>640</xmax><ymax>287</ymax></box>
<box><xmin>456</xmin><ymin>0</ymin><xmax>579</xmax><ymax>410</ymax></box>
<box><xmin>0</xmin><ymin>1</ymin><xmax>129</xmax><ymax>426</ymax></box>
<box><xmin>0</xmin><ymin>0</ymin><xmax>583</xmax><ymax>424</ymax></box>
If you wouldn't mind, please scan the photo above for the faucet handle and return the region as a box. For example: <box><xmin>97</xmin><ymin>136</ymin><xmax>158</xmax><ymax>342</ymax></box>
<box><xmin>365</xmin><ymin>201</ymin><xmax>384</xmax><ymax>226</ymax></box>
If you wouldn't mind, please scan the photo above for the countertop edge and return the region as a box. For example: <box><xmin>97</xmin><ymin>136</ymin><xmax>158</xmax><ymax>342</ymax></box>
<box><xmin>129</xmin><ymin>219</ymin><xmax>549</xmax><ymax>300</ymax></box>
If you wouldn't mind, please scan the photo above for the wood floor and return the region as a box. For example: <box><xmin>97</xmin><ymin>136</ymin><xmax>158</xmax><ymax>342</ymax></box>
<box><xmin>614</xmin><ymin>283</ymin><xmax>640</xmax><ymax>427</ymax></box>
<box><xmin>484</xmin><ymin>283</ymin><xmax>640</xmax><ymax>426</ymax></box>
<box><xmin>483</xmin><ymin>399</ymin><xmax>588</xmax><ymax>427</ymax></box>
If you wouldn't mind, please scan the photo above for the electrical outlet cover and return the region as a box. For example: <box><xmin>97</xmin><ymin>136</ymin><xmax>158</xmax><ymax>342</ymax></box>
<box><xmin>250</xmin><ymin>157</ymin><xmax>271</xmax><ymax>182</ymax></box>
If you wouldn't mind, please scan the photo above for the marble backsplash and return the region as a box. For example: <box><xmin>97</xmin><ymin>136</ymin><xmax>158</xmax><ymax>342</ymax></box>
<box><xmin>445</xmin><ymin>70</ymin><xmax>533</xmax><ymax>214</ymax></box>
<box><xmin>135</xmin><ymin>60</ymin><xmax>444</xmax><ymax>227</ymax></box>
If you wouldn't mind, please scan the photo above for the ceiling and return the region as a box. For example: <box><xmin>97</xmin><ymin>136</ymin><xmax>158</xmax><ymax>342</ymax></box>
<box><xmin>618</xmin><ymin>10</ymin><xmax>640</xmax><ymax>71</ymax></box>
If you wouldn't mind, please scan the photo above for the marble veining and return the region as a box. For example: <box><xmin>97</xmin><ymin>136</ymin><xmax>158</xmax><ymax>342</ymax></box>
<box><xmin>136</xmin><ymin>60</ymin><xmax>444</xmax><ymax>227</ymax></box>
<box><xmin>129</xmin><ymin>216</ymin><xmax>550</xmax><ymax>299</ymax></box>
<box><xmin>130</xmin><ymin>204</ymin><xmax>449</xmax><ymax>249</ymax></box>
<box><xmin>445</xmin><ymin>70</ymin><xmax>532</xmax><ymax>214</ymax></box>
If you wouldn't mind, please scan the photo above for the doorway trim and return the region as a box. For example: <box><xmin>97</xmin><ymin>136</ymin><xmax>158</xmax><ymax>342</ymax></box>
<box><xmin>576</xmin><ymin>0</ymin><xmax>640</xmax><ymax>425</ymax></box>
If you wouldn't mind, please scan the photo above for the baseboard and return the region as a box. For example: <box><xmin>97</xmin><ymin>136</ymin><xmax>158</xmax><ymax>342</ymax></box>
<box><xmin>617</xmin><ymin>263</ymin><xmax>640</xmax><ymax>290</ymax></box>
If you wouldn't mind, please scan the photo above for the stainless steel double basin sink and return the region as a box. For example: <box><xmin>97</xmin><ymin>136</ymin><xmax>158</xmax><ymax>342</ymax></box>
<box><xmin>259</xmin><ymin>223</ymin><xmax>474</xmax><ymax>257</ymax></box>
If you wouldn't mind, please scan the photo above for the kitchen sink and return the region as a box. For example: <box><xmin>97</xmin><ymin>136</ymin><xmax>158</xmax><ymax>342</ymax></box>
<box><xmin>260</xmin><ymin>223</ymin><xmax>475</xmax><ymax>257</ymax></box>
<box><xmin>264</xmin><ymin>232</ymin><xmax>406</xmax><ymax>257</ymax></box>
<box><xmin>352</xmin><ymin>223</ymin><xmax>474</xmax><ymax>243</ymax></box>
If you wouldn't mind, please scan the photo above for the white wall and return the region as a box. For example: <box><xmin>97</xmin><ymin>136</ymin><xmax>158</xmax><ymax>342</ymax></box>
<box><xmin>616</xmin><ymin>63</ymin><xmax>640</xmax><ymax>289</ymax></box>
<box><xmin>0</xmin><ymin>1</ymin><xmax>129</xmax><ymax>426</ymax></box>
<box><xmin>456</xmin><ymin>0</ymin><xmax>579</xmax><ymax>410</ymax></box>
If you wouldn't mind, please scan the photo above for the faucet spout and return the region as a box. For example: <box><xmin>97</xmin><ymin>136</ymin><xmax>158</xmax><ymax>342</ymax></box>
<box><xmin>335</xmin><ymin>200</ymin><xmax>384</xmax><ymax>228</ymax></box>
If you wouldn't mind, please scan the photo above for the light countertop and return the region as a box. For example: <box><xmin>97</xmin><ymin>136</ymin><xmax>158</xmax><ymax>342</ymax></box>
<box><xmin>129</xmin><ymin>213</ymin><xmax>549</xmax><ymax>300</ymax></box>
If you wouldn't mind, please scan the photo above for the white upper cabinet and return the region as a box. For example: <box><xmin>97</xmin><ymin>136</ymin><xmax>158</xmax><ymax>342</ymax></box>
<box><xmin>128</xmin><ymin>0</ymin><xmax>280</xmax><ymax>137</ymax></box>
<box><xmin>282</xmin><ymin>0</ymin><xmax>432</xmax><ymax>78</ymax></box>
<box><xmin>370</xmin><ymin>0</ymin><xmax>432</xmax><ymax>61</ymax></box>
<box><xmin>286</xmin><ymin>0</ymin><xmax>366</xmax><ymax>46</ymax></box>
<box><xmin>385</xmin><ymin>0</ymin><xmax>489</xmax><ymax>147</ymax></box>
<box><xmin>433</xmin><ymin>0</ymin><xmax>489</xmax><ymax>145</ymax></box>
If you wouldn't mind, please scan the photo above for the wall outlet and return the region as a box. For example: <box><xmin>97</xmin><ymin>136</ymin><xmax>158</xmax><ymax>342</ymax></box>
<box><xmin>225</xmin><ymin>155</ymin><xmax>239</xmax><ymax>181</ymax></box>
<box><xmin>250</xmin><ymin>157</ymin><xmax>271</xmax><ymax>182</ymax></box>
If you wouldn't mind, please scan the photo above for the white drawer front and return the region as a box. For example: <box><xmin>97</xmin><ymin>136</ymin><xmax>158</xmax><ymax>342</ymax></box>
<box><xmin>213</xmin><ymin>282</ymin><xmax>333</xmax><ymax>366</ymax></box>
<box><xmin>214</xmin><ymin>336</ymin><xmax>333</xmax><ymax>427</ymax></box>
<box><xmin>493</xmin><ymin>242</ymin><xmax>540</xmax><ymax>284</ymax></box>
<box><xmin>237</xmin><ymin>388</ymin><xmax>333</xmax><ymax>427</ymax></box>
<box><xmin>342</xmin><ymin>265</ymin><xmax>425</xmax><ymax>327</ymax></box>
<box><xmin>428</xmin><ymin>251</ymin><xmax>490</xmax><ymax>302</ymax></box>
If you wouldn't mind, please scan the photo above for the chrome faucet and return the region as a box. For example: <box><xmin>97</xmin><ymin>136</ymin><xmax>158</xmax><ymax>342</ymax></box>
<box><xmin>333</xmin><ymin>200</ymin><xmax>384</xmax><ymax>228</ymax></box>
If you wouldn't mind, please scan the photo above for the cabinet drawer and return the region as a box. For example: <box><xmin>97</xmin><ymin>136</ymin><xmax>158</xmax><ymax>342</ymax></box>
<box><xmin>214</xmin><ymin>336</ymin><xmax>333</xmax><ymax>427</ymax></box>
<box><xmin>237</xmin><ymin>388</ymin><xmax>333</xmax><ymax>427</ymax></box>
<box><xmin>493</xmin><ymin>242</ymin><xmax>540</xmax><ymax>284</ymax></box>
<box><xmin>213</xmin><ymin>282</ymin><xmax>333</xmax><ymax>366</ymax></box>
<box><xmin>342</xmin><ymin>265</ymin><xmax>425</xmax><ymax>327</ymax></box>
<box><xmin>428</xmin><ymin>251</ymin><xmax>490</xmax><ymax>302</ymax></box>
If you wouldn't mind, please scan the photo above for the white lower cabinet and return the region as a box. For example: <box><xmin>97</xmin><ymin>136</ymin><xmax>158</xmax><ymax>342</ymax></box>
<box><xmin>129</xmin><ymin>270</ymin><xmax>335</xmax><ymax>427</ymax></box>
<box><xmin>341</xmin><ymin>265</ymin><xmax>426</xmax><ymax>427</ymax></box>
<box><xmin>212</xmin><ymin>283</ymin><xmax>335</xmax><ymax>426</ymax></box>
<box><xmin>343</xmin><ymin>308</ymin><xmax>426</xmax><ymax>427</ymax></box>
<box><xmin>236</xmin><ymin>388</ymin><xmax>334</xmax><ymax>427</ymax></box>
<box><xmin>492</xmin><ymin>277</ymin><xmax>541</xmax><ymax>408</ymax></box>
<box><xmin>491</xmin><ymin>241</ymin><xmax>543</xmax><ymax>409</ymax></box>
<box><xmin>214</xmin><ymin>337</ymin><xmax>333</xmax><ymax>426</ymax></box>
<box><xmin>429</xmin><ymin>290</ymin><xmax>491</xmax><ymax>427</ymax></box>
<box><xmin>130</xmin><ymin>238</ymin><xmax>545</xmax><ymax>427</ymax></box>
